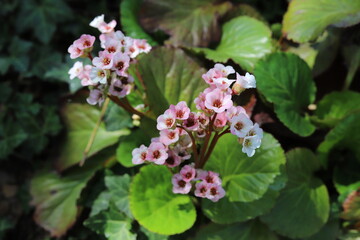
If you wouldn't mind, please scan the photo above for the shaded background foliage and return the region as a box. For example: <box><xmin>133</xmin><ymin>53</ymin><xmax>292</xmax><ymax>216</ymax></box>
<box><xmin>0</xmin><ymin>0</ymin><xmax>360</xmax><ymax>239</ymax></box>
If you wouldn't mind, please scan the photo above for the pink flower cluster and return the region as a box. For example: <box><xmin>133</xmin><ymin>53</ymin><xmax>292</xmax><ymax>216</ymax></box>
<box><xmin>173</xmin><ymin>166</ymin><xmax>225</xmax><ymax>202</ymax></box>
<box><xmin>132</xmin><ymin>63</ymin><xmax>263</xmax><ymax>202</ymax></box>
<box><xmin>67</xmin><ymin>15</ymin><xmax>151</xmax><ymax>105</ymax></box>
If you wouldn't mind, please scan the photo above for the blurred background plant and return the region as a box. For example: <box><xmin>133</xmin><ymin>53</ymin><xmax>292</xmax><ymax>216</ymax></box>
<box><xmin>0</xmin><ymin>0</ymin><xmax>359</xmax><ymax>239</ymax></box>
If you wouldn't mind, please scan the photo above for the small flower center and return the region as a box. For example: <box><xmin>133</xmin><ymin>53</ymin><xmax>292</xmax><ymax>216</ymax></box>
<box><xmin>248</xmin><ymin>130</ymin><xmax>255</xmax><ymax>136</ymax></box>
<box><xmin>84</xmin><ymin>40</ymin><xmax>91</xmax><ymax>47</ymax></box>
<box><xmin>107</xmin><ymin>46</ymin><xmax>116</xmax><ymax>53</ymax></box>
<box><xmin>235</xmin><ymin>122</ymin><xmax>243</xmax><ymax>131</ymax></box>
<box><xmin>213</xmin><ymin>99</ymin><xmax>222</xmax><ymax>108</ymax></box>
<box><xmin>210</xmin><ymin>187</ymin><xmax>217</xmax><ymax>196</ymax></box>
<box><xmin>114</xmin><ymin>86</ymin><xmax>123</xmax><ymax>92</ymax></box>
<box><xmin>168</xmin><ymin>132</ymin><xmax>176</xmax><ymax>139</ymax></box>
<box><xmin>178</xmin><ymin>180</ymin><xmax>186</xmax><ymax>188</ymax></box>
<box><xmin>97</xmin><ymin>71</ymin><xmax>105</xmax><ymax>78</ymax></box>
<box><xmin>200</xmin><ymin>187</ymin><xmax>207</xmax><ymax>194</ymax></box>
<box><xmin>165</xmin><ymin>118</ymin><xmax>174</xmax><ymax>127</ymax></box>
<box><xmin>116</xmin><ymin>61</ymin><xmax>124</xmax><ymax>70</ymax></box>
<box><xmin>153</xmin><ymin>150</ymin><xmax>161</xmax><ymax>159</ymax></box>
<box><xmin>206</xmin><ymin>176</ymin><xmax>214</xmax><ymax>183</ymax></box>
<box><xmin>103</xmin><ymin>58</ymin><xmax>111</xmax><ymax>65</ymax></box>
<box><xmin>185</xmin><ymin>172</ymin><xmax>192</xmax><ymax>179</ymax></box>
<box><xmin>141</xmin><ymin>152</ymin><xmax>147</xmax><ymax>160</ymax></box>
<box><xmin>244</xmin><ymin>139</ymin><xmax>252</xmax><ymax>147</ymax></box>
<box><xmin>176</xmin><ymin>111</ymin><xmax>184</xmax><ymax>119</ymax></box>
<box><xmin>166</xmin><ymin>157</ymin><xmax>174</xmax><ymax>165</ymax></box>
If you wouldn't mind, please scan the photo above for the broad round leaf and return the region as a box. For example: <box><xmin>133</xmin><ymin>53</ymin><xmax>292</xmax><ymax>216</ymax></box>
<box><xmin>261</xmin><ymin>148</ymin><xmax>330</xmax><ymax>239</ymax></box>
<box><xmin>318</xmin><ymin>112</ymin><xmax>360</xmax><ymax>165</ymax></box>
<box><xmin>194</xmin><ymin>16</ymin><xmax>273</xmax><ymax>71</ymax></box>
<box><xmin>135</xmin><ymin>47</ymin><xmax>207</xmax><ymax>116</ymax></box>
<box><xmin>30</xmin><ymin>168</ymin><xmax>95</xmax><ymax>237</ymax></box>
<box><xmin>129</xmin><ymin>165</ymin><xmax>196</xmax><ymax>235</ymax></box>
<box><xmin>57</xmin><ymin>104</ymin><xmax>129</xmax><ymax>171</ymax></box>
<box><xmin>205</xmin><ymin>133</ymin><xmax>285</xmax><ymax>202</ymax></box>
<box><xmin>254</xmin><ymin>52</ymin><xmax>316</xmax><ymax>137</ymax></box>
<box><xmin>314</xmin><ymin>91</ymin><xmax>360</xmax><ymax>128</ymax></box>
<box><xmin>283</xmin><ymin>0</ymin><xmax>360</xmax><ymax>43</ymax></box>
<box><xmin>139</xmin><ymin>0</ymin><xmax>231</xmax><ymax>47</ymax></box>
<box><xmin>194</xmin><ymin>220</ymin><xmax>278</xmax><ymax>240</ymax></box>
<box><xmin>202</xmin><ymin>168</ymin><xmax>287</xmax><ymax>224</ymax></box>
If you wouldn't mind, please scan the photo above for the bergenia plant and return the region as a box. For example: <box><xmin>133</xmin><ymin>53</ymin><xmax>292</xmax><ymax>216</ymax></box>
<box><xmin>131</xmin><ymin>63</ymin><xmax>263</xmax><ymax>202</ymax></box>
<box><xmin>68</xmin><ymin>14</ymin><xmax>151</xmax><ymax>110</ymax></box>
<box><xmin>68</xmin><ymin>15</ymin><xmax>263</xmax><ymax>204</ymax></box>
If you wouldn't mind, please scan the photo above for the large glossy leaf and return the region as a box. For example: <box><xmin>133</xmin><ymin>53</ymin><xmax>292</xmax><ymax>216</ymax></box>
<box><xmin>104</xmin><ymin>101</ymin><xmax>133</xmax><ymax>131</ymax></box>
<box><xmin>283</xmin><ymin>0</ymin><xmax>360</xmax><ymax>43</ymax></box>
<box><xmin>120</xmin><ymin>0</ymin><xmax>157</xmax><ymax>46</ymax></box>
<box><xmin>314</xmin><ymin>91</ymin><xmax>360</xmax><ymax>128</ymax></box>
<box><xmin>261</xmin><ymin>148</ymin><xmax>330</xmax><ymax>239</ymax></box>
<box><xmin>30</xmin><ymin>167</ymin><xmax>95</xmax><ymax>237</ymax></box>
<box><xmin>194</xmin><ymin>16</ymin><xmax>273</xmax><ymax>71</ymax></box>
<box><xmin>135</xmin><ymin>47</ymin><xmax>207</xmax><ymax>116</ymax></box>
<box><xmin>205</xmin><ymin>133</ymin><xmax>285</xmax><ymax>202</ymax></box>
<box><xmin>85</xmin><ymin>206</ymin><xmax>136</xmax><ymax>240</ymax></box>
<box><xmin>202</xmin><ymin>168</ymin><xmax>287</xmax><ymax>224</ymax></box>
<box><xmin>318</xmin><ymin>112</ymin><xmax>360</xmax><ymax>165</ymax></box>
<box><xmin>194</xmin><ymin>220</ymin><xmax>278</xmax><ymax>240</ymax></box>
<box><xmin>129</xmin><ymin>165</ymin><xmax>196</xmax><ymax>235</ymax></box>
<box><xmin>254</xmin><ymin>52</ymin><xmax>316</xmax><ymax>137</ymax></box>
<box><xmin>57</xmin><ymin>104</ymin><xmax>129</xmax><ymax>171</ymax></box>
<box><xmin>139</xmin><ymin>0</ymin><xmax>231</xmax><ymax>47</ymax></box>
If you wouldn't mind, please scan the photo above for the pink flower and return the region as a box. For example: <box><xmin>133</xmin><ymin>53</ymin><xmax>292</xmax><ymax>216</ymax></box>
<box><xmin>87</xmin><ymin>88</ymin><xmax>104</xmax><ymax>106</ymax></box>
<box><xmin>68</xmin><ymin>44</ymin><xmax>84</xmax><ymax>59</ymax></box>
<box><xmin>213</xmin><ymin>112</ymin><xmax>227</xmax><ymax>128</ymax></box>
<box><xmin>207</xmin><ymin>184</ymin><xmax>225</xmax><ymax>202</ymax></box>
<box><xmin>198</xmin><ymin>171</ymin><xmax>222</xmax><ymax>185</ymax></box>
<box><xmin>214</xmin><ymin>77</ymin><xmax>235</xmax><ymax>90</ymax></box>
<box><xmin>205</xmin><ymin>88</ymin><xmax>233</xmax><ymax>113</ymax></box>
<box><xmin>194</xmin><ymin>181</ymin><xmax>210</xmax><ymax>198</ymax></box>
<box><xmin>232</xmin><ymin>72</ymin><xmax>256</xmax><ymax>94</ymax></box>
<box><xmin>124</xmin><ymin>39</ymin><xmax>140</xmax><ymax>58</ymax></box>
<box><xmin>79</xmin><ymin>65</ymin><xmax>94</xmax><ymax>86</ymax></box>
<box><xmin>177</xmin><ymin>133</ymin><xmax>193</xmax><ymax>149</ymax></box>
<box><xmin>74</xmin><ymin>34</ymin><xmax>95</xmax><ymax>50</ymax></box>
<box><xmin>156</xmin><ymin>109</ymin><xmax>176</xmax><ymax>130</ymax></box>
<box><xmin>213</xmin><ymin>63</ymin><xmax>235</xmax><ymax>76</ymax></box>
<box><xmin>226</xmin><ymin>106</ymin><xmax>247</xmax><ymax>121</ymax></box>
<box><xmin>164</xmin><ymin>150</ymin><xmax>181</xmax><ymax>168</ymax></box>
<box><xmin>132</xmin><ymin>145</ymin><xmax>148</xmax><ymax>165</ymax></box>
<box><xmin>183</xmin><ymin>112</ymin><xmax>199</xmax><ymax>131</ymax></box>
<box><xmin>201</xmin><ymin>64</ymin><xmax>234</xmax><ymax>85</ymax></box>
<box><xmin>146</xmin><ymin>142</ymin><xmax>168</xmax><ymax>165</ymax></box>
<box><xmin>92</xmin><ymin>51</ymin><xmax>114</xmax><ymax>69</ymax></box>
<box><xmin>134</xmin><ymin>39</ymin><xmax>151</xmax><ymax>54</ymax></box>
<box><xmin>194</xmin><ymin>87</ymin><xmax>213</xmax><ymax>111</ymax></box>
<box><xmin>172</xmin><ymin>174</ymin><xmax>192</xmax><ymax>194</ymax></box>
<box><xmin>170</xmin><ymin>101</ymin><xmax>190</xmax><ymax>120</ymax></box>
<box><xmin>112</xmin><ymin>52</ymin><xmax>130</xmax><ymax>77</ymax></box>
<box><xmin>104</xmin><ymin>38</ymin><xmax>121</xmax><ymax>53</ymax></box>
<box><xmin>108</xmin><ymin>78</ymin><xmax>131</xmax><ymax>98</ymax></box>
<box><xmin>159</xmin><ymin>128</ymin><xmax>180</xmax><ymax>146</ymax></box>
<box><xmin>172</xmin><ymin>146</ymin><xmax>191</xmax><ymax>161</ymax></box>
<box><xmin>197</xmin><ymin>112</ymin><xmax>209</xmax><ymax>128</ymax></box>
<box><xmin>230</xmin><ymin>113</ymin><xmax>253</xmax><ymax>138</ymax></box>
<box><xmin>180</xmin><ymin>164</ymin><xmax>196</xmax><ymax>182</ymax></box>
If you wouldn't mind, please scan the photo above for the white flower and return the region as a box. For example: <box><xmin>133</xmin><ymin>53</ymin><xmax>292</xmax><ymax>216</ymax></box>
<box><xmin>247</xmin><ymin>123</ymin><xmax>263</xmax><ymax>139</ymax></box>
<box><xmin>68</xmin><ymin>61</ymin><xmax>83</xmax><ymax>80</ymax></box>
<box><xmin>89</xmin><ymin>14</ymin><xmax>105</xmax><ymax>28</ymax></box>
<box><xmin>236</xmin><ymin>72</ymin><xmax>256</xmax><ymax>89</ymax></box>
<box><xmin>90</xmin><ymin>67</ymin><xmax>107</xmax><ymax>84</ymax></box>
<box><xmin>242</xmin><ymin>135</ymin><xmax>261</xmax><ymax>157</ymax></box>
<box><xmin>230</xmin><ymin>113</ymin><xmax>253</xmax><ymax>138</ymax></box>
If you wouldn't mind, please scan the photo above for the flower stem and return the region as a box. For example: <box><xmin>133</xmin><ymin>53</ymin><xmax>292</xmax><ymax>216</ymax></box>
<box><xmin>177</xmin><ymin>125</ymin><xmax>198</xmax><ymax>163</ymax></box>
<box><xmin>81</xmin><ymin>97</ymin><xmax>110</xmax><ymax>166</ymax></box>
<box><xmin>108</xmin><ymin>94</ymin><xmax>146</xmax><ymax>118</ymax></box>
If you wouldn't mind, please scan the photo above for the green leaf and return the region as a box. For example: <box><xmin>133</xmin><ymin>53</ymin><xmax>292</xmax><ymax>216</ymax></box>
<box><xmin>0</xmin><ymin>120</ymin><xmax>27</xmax><ymax>159</ymax></box>
<box><xmin>314</xmin><ymin>91</ymin><xmax>360</xmax><ymax>128</ymax></box>
<box><xmin>193</xmin><ymin>220</ymin><xmax>278</xmax><ymax>240</ymax></box>
<box><xmin>104</xmin><ymin>101</ymin><xmax>133</xmax><ymax>131</ymax></box>
<box><xmin>201</xmin><ymin>167</ymin><xmax>287</xmax><ymax>224</ymax></box>
<box><xmin>129</xmin><ymin>165</ymin><xmax>196</xmax><ymax>235</ymax></box>
<box><xmin>223</xmin><ymin>4</ymin><xmax>267</xmax><ymax>24</ymax></box>
<box><xmin>283</xmin><ymin>0</ymin><xmax>360</xmax><ymax>43</ymax></box>
<box><xmin>287</xmin><ymin>43</ymin><xmax>318</xmax><ymax>69</ymax></box>
<box><xmin>194</xmin><ymin>16</ymin><xmax>273</xmax><ymax>71</ymax></box>
<box><xmin>30</xmin><ymin>167</ymin><xmax>96</xmax><ymax>237</ymax></box>
<box><xmin>16</xmin><ymin>0</ymin><xmax>72</xmax><ymax>43</ymax></box>
<box><xmin>134</xmin><ymin>47</ymin><xmax>207</xmax><ymax>116</ymax></box>
<box><xmin>318</xmin><ymin>112</ymin><xmax>360</xmax><ymax>166</ymax></box>
<box><xmin>116</xmin><ymin>129</ymin><xmax>150</xmax><ymax>167</ymax></box>
<box><xmin>85</xmin><ymin>207</ymin><xmax>136</xmax><ymax>240</ymax></box>
<box><xmin>0</xmin><ymin>37</ymin><xmax>32</xmax><ymax>74</ymax></box>
<box><xmin>120</xmin><ymin>0</ymin><xmax>157</xmax><ymax>46</ymax></box>
<box><xmin>140</xmin><ymin>226</ymin><xmax>168</xmax><ymax>240</ymax></box>
<box><xmin>254</xmin><ymin>52</ymin><xmax>316</xmax><ymax>137</ymax></box>
<box><xmin>261</xmin><ymin>148</ymin><xmax>330</xmax><ymax>239</ymax></box>
<box><xmin>205</xmin><ymin>133</ymin><xmax>285</xmax><ymax>202</ymax></box>
<box><xmin>139</xmin><ymin>0</ymin><xmax>231</xmax><ymax>47</ymax></box>
<box><xmin>342</xmin><ymin>44</ymin><xmax>360</xmax><ymax>90</ymax></box>
<box><xmin>57</xmin><ymin>104</ymin><xmax>130</xmax><ymax>171</ymax></box>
